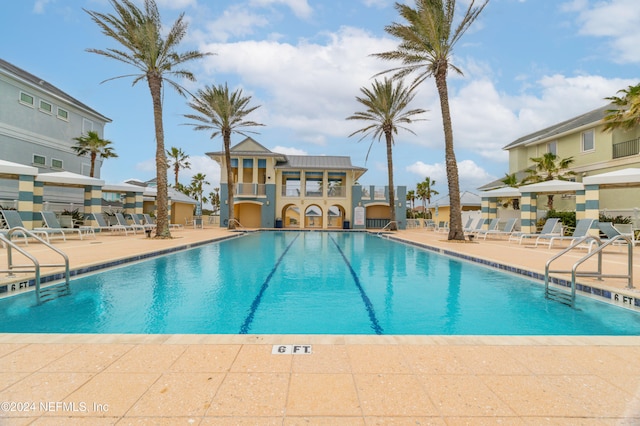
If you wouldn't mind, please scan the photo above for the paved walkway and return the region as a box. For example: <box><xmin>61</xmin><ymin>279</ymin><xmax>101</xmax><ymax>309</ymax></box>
<box><xmin>0</xmin><ymin>226</ymin><xmax>639</xmax><ymax>424</ymax></box>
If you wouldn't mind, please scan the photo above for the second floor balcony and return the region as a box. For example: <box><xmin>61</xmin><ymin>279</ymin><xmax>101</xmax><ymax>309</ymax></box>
<box><xmin>235</xmin><ymin>183</ymin><xmax>266</xmax><ymax>197</ymax></box>
<box><xmin>613</xmin><ymin>138</ymin><xmax>640</xmax><ymax>159</ymax></box>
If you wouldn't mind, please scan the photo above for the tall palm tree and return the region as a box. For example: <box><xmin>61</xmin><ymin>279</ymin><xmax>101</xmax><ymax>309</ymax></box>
<box><xmin>71</xmin><ymin>130</ymin><xmax>118</xmax><ymax>177</ymax></box>
<box><xmin>347</xmin><ymin>78</ymin><xmax>426</xmax><ymax>231</ymax></box>
<box><xmin>416</xmin><ymin>176</ymin><xmax>438</xmax><ymax>217</ymax></box>
<box><xmin>166</xmin><ymin>146</ymin><xmax>191</xmax><ymax>186</ymax></box>
<box><xmin>374</xmin><ymin>0</ymin><xmax>489</xmax><ymax>240</ymax></box>
<box><xmin>85</xmin><ymin>0</ymin><xmax>210</xmax><ymax>238</ymax></box>
<box><xmin>406</xmin><ymin>190</ymin><xmax>416</xmax><ymax>218</ymax></box>
<box><xmin>189</xmin><ymin>172</ymin><xmax>209</xmax><ymax>208</ymax></box>
<box><xmin>523</xmin><ymin>152</ymin><xmax>575</xmax><ymax>210</ymax></box>
<box><xmin>184</xmin><ymin>83</ymin><xmax>264</xmax><ymax>229</ymax></box>
<box><xmin>603</xmin><ymin>83</ymin><xmax>640</xmax><ymax>132</ymax></box>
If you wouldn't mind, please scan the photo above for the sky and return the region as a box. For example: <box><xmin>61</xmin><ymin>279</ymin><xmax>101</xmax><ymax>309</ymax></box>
<box><xmin>1</xmin><ymin>0</ymin><xmax>639</xmax><ymax>204</ymax></box>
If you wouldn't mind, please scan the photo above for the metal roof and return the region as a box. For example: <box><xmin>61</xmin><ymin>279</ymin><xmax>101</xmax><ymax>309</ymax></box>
<box><xmin>502</xmin><ymin>104</ymin><xmax>610</xmax><ymax>150</ymax></box>
<box><xmin>0</xmin><ymin>58</ymin><xmax>111</xmax><ymax>123</ymax></box>
<box><xmin>276</xmin><ymin>155</ymin><xmax>366</xmax><ymax>171</ymax></box>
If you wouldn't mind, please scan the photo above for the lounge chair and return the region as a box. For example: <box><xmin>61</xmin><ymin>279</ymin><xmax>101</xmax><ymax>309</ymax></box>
<box><xmin>535</xmin><ymin>218</ymin><xmax>596</xmax><ymax>248</ymax></box>
<box><xmin>133</xmin><ymin>214</ymin><xmax>155</xmax><ymax>231</ymax></box>
<box><xmin>597</xmin><ymin>222</ymin><xmax>634</xmax><ymax>250</ymax></box>
<box><xmin>423</xmin><ymin>219</ymin><xmax>436</xmax><ymax>230</ymax></box>
<box><xmin>509</xmin><ymin>218</ymin><xmax>561</xmax><ymax>245</ymax></box>
<box><xmin>436</xmin><ymin>221</ymin><xmax>449</xmax><ymax>233</ymax></box>
<box><xmin>611</xmin><ymin>223</ymin><xmax>637</xmax><ymax>246</ymax></box>
<box><xmin>37</xmin><ymin>211</ymin><xmax>95</xmax><ymax>240</ymax></box>
<box><xmin>473</xmin><ymin>218</ymin><xmax>500</xmax><ymax>239</ymax></box>
<box><xmin>465</xmin><ymin>218</ymin><xmax>485</xmax><ymax>236</ymax></box>
<box><xmin>90</xmin><ymin>212</ymin><xmax>130</xmax><ymax>235</ymax></box>
<box><xmin>115</xmin><ymin>213</ymin><xmax>141</xmax><ymax>234</ymax></box>
<box><xmin>143</xmin><ymin>213</ymin><xmax>183</xmax><ymax>231</ymax></box>
<box><xmin>0</xmin><ymin>209</ymin><xmax>64</xmax><ymax>243</ymax></box>
<box><xmin>480</xmin><ymin>217</ymin><xmax>518</xmax><ymax>240</ymax></box>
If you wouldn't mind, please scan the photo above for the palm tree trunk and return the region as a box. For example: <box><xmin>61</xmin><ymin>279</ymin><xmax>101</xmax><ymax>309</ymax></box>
<box><xmin>435</xmin><ymin>67</ymin><xmax>464</xmax><ymax>240</ymax></box>
<box><xmin>90</xmin><ymin>152</ymin><xmax>97</xmax><ymax>178</ymax></box>
<box><xmin>148</xmin><ymin>74</ymin><xmax>171</xmax><ymax>238</ymax></box>
<box><xmin>385</xmin><ymin>131</ymin><xmax>397</xmax><ymax>230</ymax></box>
<box><xmin>223</xmin><ymin>131</ymin><xmax>236</xmax><ymax>230</ymax></box>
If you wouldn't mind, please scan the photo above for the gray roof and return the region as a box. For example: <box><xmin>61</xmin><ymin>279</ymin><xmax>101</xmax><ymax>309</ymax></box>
<box><xmin>276</xmin><ymin>155</ymin><xmax>366</xmax><ymax>172</ymax></box>
<box><xmin>428</xmin><ymin>191</ymin><xmax>481</xmax><ymax>208</ymax></box>
<box><xmin>502</xmin><ymin>104</ymin><xmax>610</xmax><ymax>150</ymax></box>
<box><xmin>0</xmin><ymin>58</ymin><xmax>111</xmax><ymax>123</ymax></box>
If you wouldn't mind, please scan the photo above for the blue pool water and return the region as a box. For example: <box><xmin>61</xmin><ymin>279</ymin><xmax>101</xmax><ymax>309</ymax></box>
<box><xmin>1</xmin><ymin>231</ymin><xmax>640</xmax><ymax>335</ymax></box>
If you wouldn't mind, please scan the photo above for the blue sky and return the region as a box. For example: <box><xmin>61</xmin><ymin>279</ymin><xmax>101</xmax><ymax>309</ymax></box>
<box><xmin>2</xmin><ymin>0</ymin><xmax>638</xmax><ymax>201</ymax></box>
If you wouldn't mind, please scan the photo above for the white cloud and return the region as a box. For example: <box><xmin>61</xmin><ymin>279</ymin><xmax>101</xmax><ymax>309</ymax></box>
<box><xmin>568</xmin><ymin>0</ymin><xmax>640</xmax><ymax>63</ymax></box>
<box><xmin>271</xmin><ymin>145</ymin><xmax>308</xmax><ymax>155</ymax></box>
<box><xmin>249</xmin><ymin>0</ymin><xmax>313</xmax><ymax>19</ymax></box>
<box><xmin>156</xmin><ymin>0</ymin><xmax>198</xmax><ymax>9</ymax></box>
<box><xmin>406</xmin><ymin>160</ymin><xmax>495</xmax><ymax>193</ymax></box>
<box><xmin>201</xmin><ymin>5</ymin><xmax>270</xmax><ymax>42</ymax></box>
<box><xmin>33</xmin><ymin>0</ymin><xmax>53</xmax><ymax>14</ymax></box>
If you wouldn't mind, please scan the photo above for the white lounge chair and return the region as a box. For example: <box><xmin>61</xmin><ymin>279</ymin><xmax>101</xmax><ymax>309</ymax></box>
<box><xmin>480</xmin><ymin>217</ymin><xmax>518</xmax><ymax>240</ymax></box>
<box><xmin>37</xmin><ymin>211</ymin><xmax>95</xmax><ymax>240</ymax></box>
<box><xmin>509</xmin><ymin>218</ymin><xmax>561</xmax><ymax>245</ymax></box>
<box><xmin>474</xmin><ymin>218</ymin><xmax>500</xmax><ymax>239</ymax></box>
<box><xmin>116</xmin><ymin>213</ymin><xmax>143</xmax><ymax>234</ymax></box>
<box><xmin>535</xmin><ymin>218</ymin><xmax>596</xmax><ymax>248</ymax></box>
<box><xmin>1</xmin><ymin>209</ymin><xmax>64</xmax><ymax>243</ymax></box>
<box><xmin>91</xmin><ymin>212</ymin><xmax>130</xmax><ymax>235</ymax></box>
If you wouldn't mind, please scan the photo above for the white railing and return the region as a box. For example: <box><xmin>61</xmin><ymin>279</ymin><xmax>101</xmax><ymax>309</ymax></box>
<box><xmin>235</xmin><ymin>183</ymin><xmax>266</xmax><ymax>197</ymax></box>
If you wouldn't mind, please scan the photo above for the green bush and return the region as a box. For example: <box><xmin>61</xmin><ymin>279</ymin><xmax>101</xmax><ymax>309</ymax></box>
<box><xmin>599</xmin><ymin>213</ymin><xmax>631</xmax><ymax>224</ymax></box>
<box><xmin>546</xmin><ymin>210</ymin><xmax>576</xmax><ymax>230</ymax></box>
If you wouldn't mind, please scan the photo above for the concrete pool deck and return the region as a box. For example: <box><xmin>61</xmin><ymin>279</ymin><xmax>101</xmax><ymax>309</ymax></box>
<box><xmin>1</xmin><ymin>226</ymin><xmax>639</xmax><ymax>424</ymax></box>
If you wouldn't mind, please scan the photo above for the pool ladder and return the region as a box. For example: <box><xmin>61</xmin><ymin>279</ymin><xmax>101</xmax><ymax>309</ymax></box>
<box><xmin>0</xmin><ymin>227</ymin><xmax>70</xmax><ymax>305</ymax></box>
<box><xmin>544</xmin><ymin>234</ymin><xmax>634</xmax><ymax>308</ymax></box>
<box><xmin>377</xmin><ymin>221</ymin><xmax>398</xmax><ymax>236</ymax></box>
<box><xmin>228</xmin><ymin>219</ymin><xmax>248</xmax><ymax>232</ymax></box>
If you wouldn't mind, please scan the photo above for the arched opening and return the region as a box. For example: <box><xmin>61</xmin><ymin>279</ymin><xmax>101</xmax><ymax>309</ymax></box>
<box><xmin>327</xmin><ymin>205</ymin><xmax>344</xmax><ymax>228</ymax></box>
<box><xmin>283</xmin><ymin>204</ymin><xmax>300</xmax><ymax>228</ymax></box>
<box><xmin>235</xmin><ymin>202</ymin><xmax>261</xmax><ymax>228</ymax></box>
<box><xmin>305</xmin><ymin>205</ymin><xmax>323</xmax><ymax>228</ymax></box>
<box><xmin>365</xmin><ymin>204</ymin><xmax>390</xmax><ymax>229</ymax></box>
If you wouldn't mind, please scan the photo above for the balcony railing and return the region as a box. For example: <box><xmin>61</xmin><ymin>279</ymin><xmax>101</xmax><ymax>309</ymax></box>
<box><xmin>613</xmin><ymin>138</ymin><xmax>640</xmax><ymax>159</ymax></box>
<box><xmin>235</xmin><ymin>183</ymin><xmax>266</xmax><ymax>197</ymax></box>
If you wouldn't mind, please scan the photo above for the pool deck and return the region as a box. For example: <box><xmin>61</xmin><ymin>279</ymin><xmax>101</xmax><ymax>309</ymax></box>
<box><xmin>1</xmin><ymin>226</ymin><xmax>640</xmax><ymax>424</ymax></box>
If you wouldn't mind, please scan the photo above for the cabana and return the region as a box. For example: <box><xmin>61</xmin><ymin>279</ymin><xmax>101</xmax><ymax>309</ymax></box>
<box><xmin>583</xmin><ymin>168</ymin><xmax>640</xmax><ymax>228</ymax></box>
<box><xmin>517</xmin><ymin>180</ymin><xmax>585</xmax><ymax>234</ymax></box>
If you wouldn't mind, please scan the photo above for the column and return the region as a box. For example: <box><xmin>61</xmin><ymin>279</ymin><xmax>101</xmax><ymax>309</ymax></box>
<box><xmin>520</xmin><ymin>192</ymin><xmax>537</xmax><ymax>234</ymax></box>
<box><xmin>585</xmin><ymin>184</ymin><xmax>600</xmax><ymax>235</ymax></box>
<box><xmin>84</xmin><ymin>185</ymin><xmax>102</xmax><ymax>226</ymax></box>
<box><xmin>33</xmin><ymin>181</ymin><xmax>44</xmax><ymax>227</ymax></box>
<box><xmin>17</xmin><ymin>175</ymin><xmax>35</xmax><ymax>229</ymax></box>
<box><xmin>575</xmin><ymin>189</ymin><xmax>586</xmax><ymax>220</ymax></box>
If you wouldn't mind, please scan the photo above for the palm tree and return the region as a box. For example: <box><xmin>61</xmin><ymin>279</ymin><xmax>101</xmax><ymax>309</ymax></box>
<box><xmin>373</xmin><ymin>0</ymin><xmax>489</xmax><ymax>240</ymax></box>
<box><xmin>166</xmin><ymin>147</ymin><xmax>191</xmax><ymax>186</ymax></box>
<box><xmin>603</xmin><ymin>83</ymin><xmax>640</xmax><ymax>132</ymax></box>
<box><xmin>416</xmin><ymin>176</ymin><xmax>438</xmax><ymax>217</ymax></box>
<box><xmin>184</xmin><ymin>83</ymin><xmax>264</xmax><ymax>229</ymax></box>
<box><xmin>523</xmin><ymin>153</ymin><xmax>575</xmax><ymax>210</ymax></box>
<box><xmin>500</xmin><ymin>172</ymin><xmax>520</xmax><ymax>209</ymax></box>
<box><xmin>189</xmin><ymin>172</ymin><xmax>209</xmax><ymax>209</ymax></box>
<box><xmin>85</xmin><ymin>0</ymin><xmax>210</xmax><ymax>238</ymax></box>
<box><xmin>71</xmin><ymin>130</ymin><xmax>118</xmax><ymax>177</ymax></box>
<box><xmin>209</xmin><ymin>188</ymin><xmax>220</xmax><ymax>214</ymax></box>
<box><xmin>347</xmin><ymin>78</ymin><xmax>426</xmax><ymax>231</ymax></box>
<box><xmin>406</xmin><ymin>190</ymin><xmax>416</xmax><ymax>218</ymax></box>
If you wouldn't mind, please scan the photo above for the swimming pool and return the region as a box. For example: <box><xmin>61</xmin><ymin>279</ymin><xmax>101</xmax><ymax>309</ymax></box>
<box><xmin>1</xmin><ymin>231</ymin><xmax>640</xmax><ymax>335</ymax></box>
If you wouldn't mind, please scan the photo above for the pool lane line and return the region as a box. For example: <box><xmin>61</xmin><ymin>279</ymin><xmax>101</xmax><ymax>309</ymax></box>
<box><xmin>239</xmin><ymin>232</ymin><xmax>301</xmax><ymax>334</ymax></box>
<box><xmin>328</xmin><ymin>234</ymin><xmax>383</xmax><ymax>335</ymax></box>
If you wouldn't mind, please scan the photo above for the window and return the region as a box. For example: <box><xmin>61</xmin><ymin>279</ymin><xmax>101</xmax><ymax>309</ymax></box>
<box><xmin>39</xmin><ymin>100</ymin><xmax>52</xmax><ymax>114</ymax></box>
<box><xmin>57</xmin><ymin>107</ymin><xmax>69</xmax><ymax>121</ymax></box>
<box><xmin>19</xmin><ymin>91</ymin><xmax>34</xmax><ymax>106</ymax></box>
<box><xmin>582</xmin><ymin>130</ymin><xmax>595</xmax><ymax>152</ymax></box>
<box><xmin>33</xmin><ymin>154</ymin><xmax>46</xmax><ymax>166</ymax></box>
<box><xmin>51</xmin><ymin>158</ymin><xmax>63</xmax><ymax>169</ymax></box>
<box><xmin>547</xmin><ymin>140</ymin><xmax>557</xmax><ymax>155</ymax></box>
<box><xmin>83</xmin><ymin>118</ymin><xmax>94</xmax><ymax>133</ymax></box>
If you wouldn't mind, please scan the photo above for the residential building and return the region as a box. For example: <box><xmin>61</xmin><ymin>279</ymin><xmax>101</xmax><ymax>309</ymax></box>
<box><xmin>207</xmin><ymin>137</ymin><xmax>407</xmax><ymax>229</ymax></box>
<box><xmin>479</xmin><ymin>104</ymin><xmax>640</xmax><ymax>233</ymax></box>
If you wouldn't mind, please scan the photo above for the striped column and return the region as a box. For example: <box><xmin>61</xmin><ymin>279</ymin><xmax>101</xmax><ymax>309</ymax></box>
<box><xmin>17</xmin><ymin>175</ymin><xmax>35</xmax><ymax>229</ymax></box>
<box><xmin>33</xmin><ymin>181</ymin><xmax>44</xmax><ymax>227</ymax></box>
<box><xmin>84</xmin><ymin>185</ymin><xmax>102</xmax><ymax>226</ymax></box>
<box><xmin>575</xmin><ymin>189</ymin><xmax>586</xmax><ymax>220</ymax></box>
<box><xmin>520</xmin><ymin>192</ymin><xmax>537</xmax><ymax>234</ymax></box>
<box><xmin>134</xmin><ymin>192</ymin><xmax>143</xmax><ymax>215</ymax></box>
<box><xmin>585</xmin><ymin>184</ymin><xmax>600</xmax><ymax>235</ymax></box>
<box><xmin>480</xmin><ymin>197</ymin><xmax>490</xmax><ymax>229</ymax></box>
<box><xmin>168</xmin><ymin>198</ymin><xmax>173</xmax><ymax>224</ymax></box>
<box><xmin>124</xmin><ymin>191</ymin><xmax>137</xmax><ymax>215</ymax></box>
